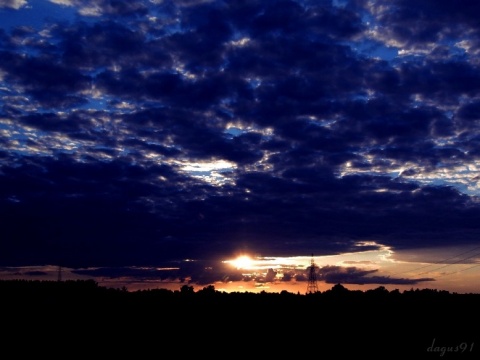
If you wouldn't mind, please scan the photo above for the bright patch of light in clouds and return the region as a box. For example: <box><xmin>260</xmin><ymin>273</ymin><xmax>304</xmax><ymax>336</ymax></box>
<box><xmin>180</xmin><ymin>159</ymin><xmax>235</xmax><ymax>172</ymax></box>
<box><xmin>224</xmin><ymin>242</ymin><xmax>393</xmax><ymax>273</ymax></box>
<box><xmin>177</xmin><ymin>159</ymin><xmax>236</xmax><ymax>185</ymax></box>
<box><xmin>339</xmin><ymin>157</ymin><xmax>480</xmax><ymax>195</ymax></box>
<box><xmin>230</xmin><ymin>37</ymin><xmax>251</xmax><ymax>47</ymax></box>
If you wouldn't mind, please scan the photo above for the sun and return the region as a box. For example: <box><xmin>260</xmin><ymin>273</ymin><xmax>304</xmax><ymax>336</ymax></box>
<box><xmin>229</xmin><ymin>255</ymin><xmax>253</xmax><ymax>269</ymax></box>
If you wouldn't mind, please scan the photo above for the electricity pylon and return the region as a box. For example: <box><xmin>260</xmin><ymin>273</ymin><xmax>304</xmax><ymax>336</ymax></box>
<box><xmin>306</xmin><ymin>254</ymin><xmax>319</xmax><ymax>294</ymax></box>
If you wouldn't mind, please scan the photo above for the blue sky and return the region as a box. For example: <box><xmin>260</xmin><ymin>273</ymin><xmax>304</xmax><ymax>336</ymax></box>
<box><xmin>1</xmin><ymin>0</ymin><xmax>480</xmax><ymax>293</ymax></box>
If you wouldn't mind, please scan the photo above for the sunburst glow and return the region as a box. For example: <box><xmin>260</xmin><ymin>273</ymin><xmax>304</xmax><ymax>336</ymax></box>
<box><xmin>227</xmin><ymin>255</ymin><xmax>254</xmax><ymax>269</ymax></box>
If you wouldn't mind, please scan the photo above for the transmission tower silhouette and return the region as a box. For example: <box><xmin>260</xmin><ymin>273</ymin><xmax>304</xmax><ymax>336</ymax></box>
<box><xmin>57</xmin><ymin>265</ymin><xmax>62</xmax><ymax>282</ymax></box>
<box><xmin>306</xmin><ymin>254</ymin><xmax>319</xmax><ymax>294</ymax></box>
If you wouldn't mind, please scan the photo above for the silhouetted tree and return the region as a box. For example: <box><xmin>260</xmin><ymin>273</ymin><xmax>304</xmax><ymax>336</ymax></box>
<box><xmin>331</xmin><ymin>283</ymin><xmax>348</xmax><ymax>294</ymax></box>
<box><xmin>198</xmin><ymin>285</ymin><xmax>216</xmax><ymax>295</ymax></box>
<box><xmin>180</xmin><ymin>284</ymin><xmax>194</xmax><ymax>295</ymax></box>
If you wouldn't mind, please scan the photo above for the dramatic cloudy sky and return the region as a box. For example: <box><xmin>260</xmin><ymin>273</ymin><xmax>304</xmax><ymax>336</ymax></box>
<box><xmin>1</xmin><ymin>0</ymin><xmax>480</xmax><ymax>293</ymax></box>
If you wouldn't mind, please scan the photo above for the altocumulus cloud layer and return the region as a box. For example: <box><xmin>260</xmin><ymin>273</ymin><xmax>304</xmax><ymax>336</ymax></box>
<box><xmin>1</xmin><ymin>0</ymin><xmax>480</xmax><ymax>283</ymax></box>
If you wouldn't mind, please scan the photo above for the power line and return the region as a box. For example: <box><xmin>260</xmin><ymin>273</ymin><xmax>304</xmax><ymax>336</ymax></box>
<box><xmin>416</xmin><ymin>249</ymin><xmax>480</xmax><ymax>276</ymax></box>
<box><xmin>389</xmin><ymin>245</ymin><xmax>480</xmax><ymax>277</ymax></box>
<box><xmin>437</xmin><ymin>263</ymin><xmax>480</xmax><ymax>277</ymax></box>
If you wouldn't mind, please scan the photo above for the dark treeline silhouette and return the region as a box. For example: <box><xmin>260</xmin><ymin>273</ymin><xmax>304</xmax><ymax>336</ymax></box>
<box><xmin>2</xmin><ymin>280</ymin><xmax>479</xmax><ymax>357</ymax></box>
<box><xmin>2</xmin><ymin>279</ymin><xmax>480</xmax><ymax>317</ymax></box>
<box><xmin>3</xmin><ymin>279</ymin><xmax>479</xmax><ymax>305</ymax></box>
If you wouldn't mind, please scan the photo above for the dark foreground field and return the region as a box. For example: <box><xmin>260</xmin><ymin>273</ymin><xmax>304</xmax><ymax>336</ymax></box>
<box><xmin>2</xmin><ymin>280</ymin><xmax>478</xmax><ymax>358</ymax></box>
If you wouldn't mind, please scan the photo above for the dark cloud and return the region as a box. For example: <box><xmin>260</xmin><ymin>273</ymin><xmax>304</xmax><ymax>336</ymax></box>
<box><xmin>0</xmin><ymin>0</ymin><xmax>479</xmax><ymax>289</ymax></box>
<box><xmin>318</xmin><ymin>265</ymin><xmax>435</xmax><ymax>285</ymax></box>
<box><xmin>60</xmin><ymin>21</ymin><xmax>148</xmax><ymax>68</ymax></box>
<box><xmin>54</xmin><ymin>0</ymin><xmax>149</xmax><ymax>17</ymax></box>
<box><xmin>19</xmin><ymin>112</ymin><xmax>93</xmax><ymax>133</ymax></box>
<box><xmin>72</xmin><ymin>261</ymin><xmax>437</xmax><ymax>288</ymax></box>
<box><xmin>366</xmin><ymin>0</ymin><xmax>480</xmax><ymax>49</ymax></box>
<box><xmin>0</xmin><ymin>50</ymin><xmax>90</xmax><ymax>107</ymax></box>
<box><xmin>24</xmin><ymin>270</ymin><xmax>48</xmax><ymax>276</ymax></box>
<box><xmin>72</xmin><ymin>266</ymin><xmax>179</xmax><ymax>281</ymax></box>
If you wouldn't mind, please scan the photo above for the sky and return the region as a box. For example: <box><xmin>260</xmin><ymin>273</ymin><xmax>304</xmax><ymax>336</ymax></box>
<box><xmin>1</xmin><ymin>0</ymin><xmax>480</xmax><ymax>294</ymax></box>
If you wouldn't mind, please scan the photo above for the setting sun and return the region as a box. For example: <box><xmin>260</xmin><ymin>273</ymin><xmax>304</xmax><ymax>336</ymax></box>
<box><xmin>228</xmin><ymin>255</ymin><xmax>253</xmax><ymax>269</ymax></box>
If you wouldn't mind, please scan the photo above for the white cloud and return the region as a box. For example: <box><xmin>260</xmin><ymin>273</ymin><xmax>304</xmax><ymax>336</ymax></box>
<box><xmin>48</xmin><ymin>0</ymin><xmax>73</xmax><ymax>5</ymax></box>
<box><xmin>0</xmin><ymin>0</ymin><xmax>28</xmax><ymax>9</ymax></box>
